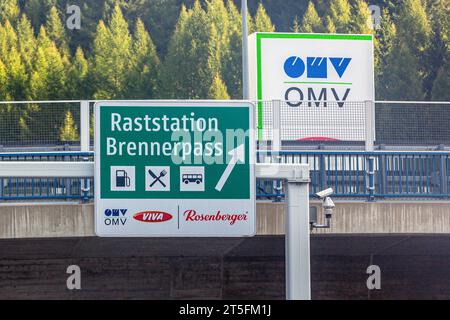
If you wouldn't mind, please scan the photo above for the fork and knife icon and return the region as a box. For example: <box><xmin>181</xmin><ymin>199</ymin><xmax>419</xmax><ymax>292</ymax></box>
<box><xmin>148</xmin><ymin>169</ymin><xmax>167</xmax><ymax>187</ymax></box>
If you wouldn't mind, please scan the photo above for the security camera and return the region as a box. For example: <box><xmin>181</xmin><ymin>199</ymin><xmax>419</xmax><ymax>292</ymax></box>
<box><xmin>310</xmin><ymin>188</ymin><xmax>335</xmax><ymax>230</ymax></box>
<box><xmin>323</xmin><ymin>196</ymin><xmax>335</xmax><ymax>210</ymax></box>
<box><xmin>315</xmin><ymin>188</ymin><xmax>334</xmax><ymax>199</ymax></box>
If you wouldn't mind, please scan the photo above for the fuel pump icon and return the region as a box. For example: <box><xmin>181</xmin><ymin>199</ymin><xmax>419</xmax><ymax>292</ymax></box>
<box><xmin>115</xmin><ymin>170</ymin><xmax>130</xmax><ymax>188</ymax></box>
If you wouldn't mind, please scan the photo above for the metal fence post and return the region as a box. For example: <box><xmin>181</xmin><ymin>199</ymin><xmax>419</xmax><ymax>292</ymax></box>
<box><xmin>365</xmin><ymin>100</ymin><xmax>375</xmax><ymax>152</ymax></box>
<box><xmin>368</xmin><ymin>155</ymin><xmax>375</xmax><ymax>201</ymax></box>
<box><xmin>80</xmin><ymin>101</ymin><xmax>90</xmax><ymax>201</ymax></box>
<box><xmin>272</xmin><ymin>100</ymin><xmax>281</xmax><ymax>153</ymax></box>
<box><xmin>272</xmin><ymin>100</ymin><xmax>283</xmax><ymax>201</ymax></box>
<box><xmin>440</xmin><ymin>155</ymin><xmax>448</xmax><ymax>195</ymax></box>
<box><xmin>80</xmin><ymin>101</ymin><xmax>90</xmax><ymax>152</ymax></box>
<box><xmin>365</xmin><ymin>101</ymin><xmax>375</xmax><ymax>200</ymax></box>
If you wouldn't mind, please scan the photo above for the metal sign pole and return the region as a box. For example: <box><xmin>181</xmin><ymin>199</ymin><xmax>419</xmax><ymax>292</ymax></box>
<box><xmin>285</xmin><ymin>179</ymin><xmax>311</xmax><ymax>300</ymax></box>
<box><xmin>241</xmin><ymin>0</ymin><xmax>249</xmax><ymax>99</ymax></box>
<box><xmin>257</xmin><ymin>164</ymin><xmax>311</xmax><ymax>300</ymax></box>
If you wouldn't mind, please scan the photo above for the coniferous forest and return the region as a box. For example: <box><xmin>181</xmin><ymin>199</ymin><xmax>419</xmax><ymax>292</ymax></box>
<box><xmin>0</xmin><ymin>0</ymin><xmax>448</xmax><ymax>143</ymax></box>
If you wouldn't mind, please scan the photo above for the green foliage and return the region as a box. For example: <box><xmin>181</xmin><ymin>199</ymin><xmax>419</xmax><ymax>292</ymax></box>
<box><xmin>396</xmin><ymin>0</ymin><xmax>431</xmax><ymax>56</ymax></box>
<box><xmin>59</xmin><ymin>110</ymin><xmax>79</xmax><ymax>141</ymax></box>
<box><xmin>253</xmin><ymin>2</ymin><xmax>275</xmax><ymax>32</ymax></box>
<box><xmin>127</xmin><ymin>19</ymin><xmax>160</xmax><ymax>98</ymax></box>
<box><xmin>30</xmin><ymin>27</ymin><xmax>66</xmax><ymax>100</ymax></box>
<box><xmin>45</xmin><ymin>6</ymin><xmax>68</xmax><ymax>54</ymax></box>
<box><xmin>431</xmin><ymin>60</ymin><xmax>450</xmax><ymax>101</ymax></box>
<box><xmin>159</xmin><ymin>1</ymin><xmax>221</xmax><ymax>99</ymax></box>
<box><xmin>374</xmin><ymin>8</ymin><xmax>396</xmax><ymax>98</ymax></box>
<box><xmin>91</xmin><ymin>5</ymin><xmax>133</xmax><ymax>99</ymax></box>
<box><xmin>324</xmin><ymin>15</ymin><xmax>337</xmax><ymax>33</ymax></box>
<box><xmin>328</xmin><ymin>0</ymin><xmax>352</xmax><ymax>33</ymax></box>
<box><xmin>0</xmin><ymin>0</ymin><xmax>446</xmax><ymax>107</ymax></box>
<box><xmin>67</xmin><ymin>47</ymin><xmax>89</xmax><ymax>99</ymax></box>
<box><xmin>349</xmin><ymin>0</ymin><xmax>372</xmax><ymax>34</ymax></box>
<box><xmin>300</xmin><ymin>2</ymin><xmax>323</xmax><ymax>33</ymax></box>
<box><xmin>0</xmin><ymin>59</ymin><xmax>8</xmax><ymax>100</ymax></box>
<box><xmin>0</xmin><ymin>0</ymin><xmax>20</xmax><ymax>23</ymax></box>
<box><xmin>16</xmin><ymin>15</ymin><xmax>37</xmax><ymax>72</ymax></box>
<box><xmin>209</xmin><ymin>73</ymin><xmax>230</xmax><ymax>99</ymax></box>
<box><xmin>378</xmin><ymin>40</ymin><xmax>424</xmax><ymax>100</ymax></box>
<box><xmin>291</xmin><ymin>16</ymin><xmax>301</xmax><ymax>33</ymax></box>
<box><xmin>219</xmin><ymin>0</ymin><xmax>242</xmax><ymax>98</ymax></box>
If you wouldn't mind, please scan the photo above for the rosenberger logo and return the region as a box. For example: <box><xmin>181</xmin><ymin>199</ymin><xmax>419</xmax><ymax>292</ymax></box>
<box><xmin>183</xmin><ymin>209</ymin><xmax>248</xmax><ymax>226</ymax></box>
<box><xmin>133</xmin><ymin>211</ymin><xmax>173</xmax><ymax>223</ymax></box>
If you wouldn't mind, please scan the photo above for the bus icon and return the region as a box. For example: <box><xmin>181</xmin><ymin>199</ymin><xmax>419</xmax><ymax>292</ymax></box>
<box><xmin>180</xmin><ymin>167</ymin><xmax>205</xmax><ymax>192</ymax></box>
<box><xmin>182</xmin><ymin>174</ymin><xmax>203</xmax><ymax>185</ymax></box>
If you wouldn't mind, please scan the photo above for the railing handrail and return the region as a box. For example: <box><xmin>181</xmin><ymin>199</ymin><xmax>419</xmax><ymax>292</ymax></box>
<box><xmin>259</xmin><ymin>150</ymin><xmax>450</xmax><ymax>156</ymax></box>
<box><xmin>0</xmin><ymin>151</ymin><xmax>94</xmax><ymax>157</ymax></box>
<box><xmin>0</xmin><ymin>99</ymin><xmax>449</xmax><ymax>105</ymax></box>
<box><xmin>2</xmin><ymin>150</ymin><xmax>450</xmax><ymax>159</ymax></box>
<box><xmin>1</xmin><ymin>150</ymin><xmax>450</xmax><ymax>158</ymax></box>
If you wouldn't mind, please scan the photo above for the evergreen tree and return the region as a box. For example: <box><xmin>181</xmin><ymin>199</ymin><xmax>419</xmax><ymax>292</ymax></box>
<box><xmin>67</xmin><ymin>47</ymin><xmax>89</xmax><ymax>99</ymax></box>
<box><xmin>0</xmin><ymin>59</ymin><xmax>8</xmax><ymax>100</ymax></box>
<box><xmin>388</xmin><ymin>0</ymin><xmax>432</xmax><ymax>100</ymax></box>
<box><xmin>328</xmin><ymin>0</ymin><xmax>351</xmax><ymax>33</ymax></box>
<box><xmin>431</xmin><ymin>59</ymin><xmax>450</xmax><ymax>101</ymax></box>
<box><xmin>127</xmin><ymin>19</ymin><xmax>159</xmax><ymax>98</ymax></box>
<box><xmin>222</xmin><ymin>0</ymin><xmax>245</xmax><ymax>98</ymax></box>
<box><xmin>374</xmin><ymin>8</ymin><xmax>397</xmax><ymax>98</ymax></box>
<box><xmin>208</xmin><ymin>73</ymin><xmax>230</xmax><ymax>99</ymax></box>
<box><xmin>91</xmin><ymin>21</ymin><xmax>111</xmax><ymax>99</ymax></box>
<box><xmin>23</xmin><ymin>0</ymin><xmax>57</xmax><ymax>32</ymax></box>
<box><xmin>379</xmin><ymin>40</ymin><xmax>424</xmax><ymax>100</ymax></box>
<box><xmin>324</xmin><ymin>15</ymin><xmax>337</xmax><ymax>33</ymax></box>
<box><xmin>0</xmin><ymin>0</ymin><xmax>20</xmax><ymax>23</ymax></box>
<box><xmin>253</xmin><ymin>2</ymin><xmax>275</xmax><ymax>32</ymax></box>
<box><xmin>423</xmin><ymin>0</ymin><xmax>449</xmax><ymax>99</ymax></box>
<box><xmin>16</xmin><ymin>15</ymin><xmax>36</xmax><ymax>73</ymax></box>
<box><xmin>5</xmin><ymin>45</ymin><xmax>27</xmax><ymax>100</ymax></box>
<box><xmin>1</xmin><ymin>20</ymin><xmax>18</xmax><ymax>56</ymax></box>
<box><xmin>300</xmin><ymin>2</ymin><xmax>323</xmax><ymax>33</ymax></box>
<box><xmin>159</xmin><ymin>1</ymin><xmax>221</xmax><ymax>99</ymax></box>
<box><xmin>45</xmin><ymin>6</ymin><xmax>68</xmax><ymax>54</ymax></box>
<box><xmin>396</xmin><ymin>0</ymin><xmax>431</xmax><ymax>58</ymax></box>
<box><xmin>291</xmin><ymin>15</ymin><xmax>301</xmax><ymax>33</ymax></box>
<box><xmin>36</xmin><ymin>24</ymin><xmax>53</xmax><ymax>51</ymax></box>
<box><xmin>207</xmin><ymin>0</ymin><xmax>230</xmax><ymax>47</ymax></box>
<box><xmin>349</xmin><ymin>0</ymin><xmax>373</xmax><ymax>34</ymax></box>
<box><xmin>91</xmin><ymin>5</ymin><xmax>132</xmax><ymax>99</ymax></box>
<box><xmin>59</xmin><ymin>110</ymin><xmax>79</xmax><ymax>142</ymax></box>
<box><xmin>30</xmin><ymin>27</ymin><xmax>66</xmax><ymax>100</ymax></box>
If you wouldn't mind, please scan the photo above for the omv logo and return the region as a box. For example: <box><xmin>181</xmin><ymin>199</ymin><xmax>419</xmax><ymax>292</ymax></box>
<box><xmin>284</xmin><ymin>56</ymin><xmax>352</xmax><ymax>79</ymax></box>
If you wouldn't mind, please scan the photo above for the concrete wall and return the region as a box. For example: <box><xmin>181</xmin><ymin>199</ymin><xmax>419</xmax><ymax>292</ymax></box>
<box><xmin>0</xmin><ymin>200</ymin><xmax>449</xmax><ymax>239</ymax></box>
<box><xmin>258</xmin><ymin>200</ymin><xmax>450</xmax><ymax>234</ymax></box>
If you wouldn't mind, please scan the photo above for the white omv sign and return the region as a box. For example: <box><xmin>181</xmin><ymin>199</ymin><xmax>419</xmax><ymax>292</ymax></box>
<box><xmin>248</xmin><ymin>33</ymin><xmax>375</xmax><ymax>141</ymax></box>
<box><xmin>94</xmin><ymin>101</ymin><xmax>256</xmax><ymax>237</ymax></box>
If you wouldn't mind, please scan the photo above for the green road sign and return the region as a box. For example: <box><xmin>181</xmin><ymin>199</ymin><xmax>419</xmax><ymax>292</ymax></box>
<box><xmin>94</xmin><ymin>101</ymin><xmax>256</xmax><ymax>237</ymax></box>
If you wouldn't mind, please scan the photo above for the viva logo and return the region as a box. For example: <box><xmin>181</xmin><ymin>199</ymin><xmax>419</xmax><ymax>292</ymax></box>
<box><xmin>283</xmin><ymin>56</ymin><xmax>353</xmax><ymax>108</ymax></box>
<box><xmin>133</xmin><ymin>211</ymin><xmax>172</xmax><ymax>223</ymax></box>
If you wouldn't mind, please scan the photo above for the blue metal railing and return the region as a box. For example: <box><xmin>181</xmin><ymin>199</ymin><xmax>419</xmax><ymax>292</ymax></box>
<box><xmin>257</xmin><ymin>151</ymin><xmax>450</xmax><ymax>200</ymax></box>
<box><xmin>0</xmin><ymin>152</ymin><xmax>94</xmax><ymax>201</ymax></box>
<box><xmin>0</xmin><ymin>152</ymin><xmax>93</xmax><ymax>161</ymax></box>
<box><xmin>1</xmin><ymin>151</ymin><xmax>449</xmax><ymax>201</ymax></box>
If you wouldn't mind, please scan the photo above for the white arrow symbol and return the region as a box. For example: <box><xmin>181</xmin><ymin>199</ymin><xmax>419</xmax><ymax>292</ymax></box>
<box><xmin>215</xmin><ymin>144</ymin><xmax>245</xmax><ymax>192</ymax></box>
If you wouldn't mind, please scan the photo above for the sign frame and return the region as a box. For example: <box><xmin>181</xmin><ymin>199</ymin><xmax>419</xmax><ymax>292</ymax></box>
<box><xmin>248</xmin><ymin>32</ymin><xmax>375</xmax><ymax>140</ymax></box>
<box><xmin>94</xmin><ymin>100</ymin><xmax>256</xmax><ymax>238</ymax></box>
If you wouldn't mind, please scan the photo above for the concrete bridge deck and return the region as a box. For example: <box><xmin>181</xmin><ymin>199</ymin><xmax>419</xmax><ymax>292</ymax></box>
<box><xmin>0</xmin><ymin>200</ymin><xmax>449</xmax><ymax>239</ymax></box>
